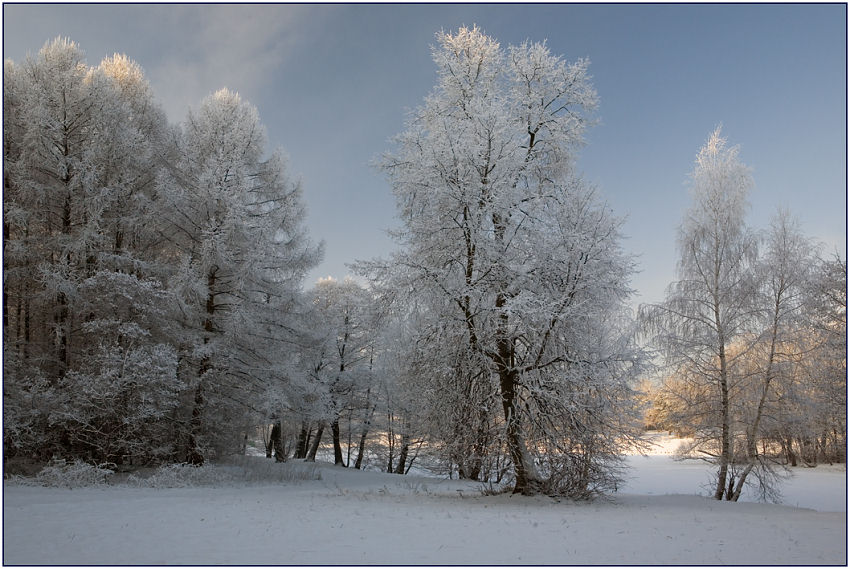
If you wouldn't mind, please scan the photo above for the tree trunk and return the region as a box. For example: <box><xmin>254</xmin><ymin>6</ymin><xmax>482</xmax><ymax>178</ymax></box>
<box><xmin>187</xmin><ymin>381</ymin><xmax>205</xmax><ymax>466</ymax></box>
<box><xmin>467</xmin><ymin>406</ymin><xmax>490</xmax><ymax>481</ymax></box>
<box><xmin>188</xmin><ymin>266</ymin><xmax>217</xmax><ymax>467</ymax></box>
<box><xmin>394</xmin><ymin>432</ymin><xmax>410</xmax><ymax>474</ymax></box>
<box><xmin>270</xmin><ymin>420</ymin><xmax>285</xmax><ymax>462</ymax></box>
<box><xmin>265</xmin><ymin>426</ymin><xmax>273</xmax><ymax>458</ymax></box>
<box><xmin>492</xmin><ymin>211</ymin><xmax>542</xmax><ymax>495</ymax></box>
<box><xmin>346</xmin><ymin>411</ymin><xmax>353</xmax><ymax>466</ymax></box>
<box><xmin>294</xmin><ymin>422</ymin><xmax>310</xmax><ymax>459</ymax></box>
<box><xmin>54</xmin><ymin>181</ymin><xmax>73</xmax><ymax>379</ymax></box>
<box><xmin>712</xmin><ymin>293</ymin><xmax>731</xmax><ymax>500</ymax></box>
<box><xmin>404</xmin><ymin>440</ymin><xmax>424</xmax><ymax>475</ymax></box>
<box><xmin>499</xmin><ymin>365</ymin><xmax>542</xmax><ymax>494</ymax></box>
<box><xmin>732</xmin><ymin>300</ymin><xmax>783</xmax><ymax>502</ymax></box>
<box><xmin>786</xmin><ymin>437</ymin><xmax>797</xmax><ymax>466</ymax></box>
<box><xmin>496</xmin><ymin>313</ymin><xmax>542</xmax><ymax>492</ymax></box>
<box><xmin>305</xmin><ymin>423</ymin><xmax>324</xmax><ymax>462</ymax></box>
<box><xmin>2</xmin><ymin>217</ymin><xmax>8</xmax><ymax>334</ymax></box>
<box><xmin>714</xmin><ymin>369</ymin><xmax>731</xmax><ymax>500</ymax></box>
<box><xmin>385</xmin><ymin>404</ymin><xmax>395</xmax><ymax>473</ymax></box>
<box><xmin>23</xmin><ymin>293</ymin><xmax>30</xmax><ymax>360</ymax></box>
<box><xmin>331</xmin><ymin>416</ymin><xmax>346</xmax><ymax>466</ymax></box>
<box><xmin>353</xmin><ymin>428</ymin><xmax>369</xmax><ymax>470</ymax></box>
<box><xmin>354</xmin><ymin>400</ymin><xmax>375</xmax><ymax>470</ymax></box>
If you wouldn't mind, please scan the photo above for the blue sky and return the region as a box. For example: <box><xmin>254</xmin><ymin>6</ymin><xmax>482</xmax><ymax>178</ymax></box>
<box><xmin>4</xmin><ymin>3</ymin><xmax>846</xmax><ymax>305</ymax></box>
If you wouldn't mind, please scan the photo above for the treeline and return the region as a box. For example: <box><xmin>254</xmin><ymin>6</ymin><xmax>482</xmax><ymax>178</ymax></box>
<box><xmin>640</xmin><ymin>129</ymin><xmax>846</xmax><ymax>501</ymax></box>
<box><xmin>2</xmin><ymin>39</ymin><xmax>423</xmax><ymax>473</ymax></box>
<box><xmin>3</xmin><ymin>37</ymin><xmax>326</xmax><ymax>466</ymax></box>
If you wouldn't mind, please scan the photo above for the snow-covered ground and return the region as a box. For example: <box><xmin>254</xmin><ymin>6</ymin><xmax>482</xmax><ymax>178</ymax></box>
<box><xmin>4</xmin><ymin>434</ymin><xmax>846</xmax><ymax>565</ymax></box>
<box><xmin>622</xmin><ymin>431</ymin><xmax>848</xmax><ymax>513</ymax></box>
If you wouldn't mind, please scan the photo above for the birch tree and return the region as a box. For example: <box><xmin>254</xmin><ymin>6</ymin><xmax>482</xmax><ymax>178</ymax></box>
<box><xmin>641</xmin><ymin>127</ymin><xmax>760</xmax><ymax>500</ymax></box>
<box><xmin>726</xmin><ymin>210</ymin><xmax>815</xmax><ymax>500</ymax></box>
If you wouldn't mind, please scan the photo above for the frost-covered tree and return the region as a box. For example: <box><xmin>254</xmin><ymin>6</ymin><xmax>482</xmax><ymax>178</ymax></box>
<box><xmin>4</xmin><ymin>39</ymin><xmax>321</xmax><ymax>467</ymax></box>
<box><xmin>374</xmin><ymin>26</ymin><xmax>643</xmax><ymax>495</ymax></box>
<box><xmin>643</xmin><ymin>155</ymin><xmax>847</xmax><ymax>495</ymax></box>
<box><xmin>157</xmin><ymin>88</ymin><xmax>320</xmax><ymax>464</ymax></box>
<box><xmin>772</xmin><ymin>251</ymin><xmax>847</xmax><ymax>466</ymax></box>
<box><xmin>94</xmin><ymin>53</ymin><xmax>169</xmax><ymax>262</ymax></box>
<box><xmin>301</xmin><ymin>278</ymin><xmax>377</xmax><ymax>465</ymax></box>
<box><xmin>730</xmin><ymin>211</ymin><xmax>815</xmax><ymax>497</ymax></box>
<box><xmin>3</xmin><ymin>38</ymin><xmax>180</xmax><ymax>463</ymax></box>
<box><xmin>6</xmin><ymin>38</ymin><xmax>118</xmax><ymax>378</ymax></box>
<box><xmin>641</xmin><ymin>128</ymin><xmax>761</xmax><ymax>500</ymax></box>
<box><xmin>3</xmin><ymin>58</ymin><xmax>28</xmax><ymax>355</ymax></box>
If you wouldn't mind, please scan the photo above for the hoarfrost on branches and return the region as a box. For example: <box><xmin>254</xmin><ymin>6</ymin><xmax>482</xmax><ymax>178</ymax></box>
<box><xmin>369</xmin><ymin>25</ymin><xmax>644</xmax><ymax>496</ymax></box>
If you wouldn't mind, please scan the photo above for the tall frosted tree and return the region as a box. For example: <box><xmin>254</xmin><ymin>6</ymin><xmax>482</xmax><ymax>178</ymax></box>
<box><xmin>158</xmin><ymin>88</ymin><xmax>320</xmax><ymax>464</ymax></box>
<box><xmin>376</xmin><ymin>26</ymin><xmax>642</xmax><ymax>495</ymax></box>
<box><xmin>6</xmin><ymin>38</ymin><xmax>117</xmax><ymax>379</ymax></box>
<box><xmin>642</xmin><ymin>127</ymin><xmax>759</xmax><ymax>500</ymax></box>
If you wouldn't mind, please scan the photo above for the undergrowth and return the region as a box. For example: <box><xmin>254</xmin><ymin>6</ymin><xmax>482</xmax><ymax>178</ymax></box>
<box><xmin>7</xmin><ymin>456</ymin><xmax>322</xmax><ymax>488</ymax></box>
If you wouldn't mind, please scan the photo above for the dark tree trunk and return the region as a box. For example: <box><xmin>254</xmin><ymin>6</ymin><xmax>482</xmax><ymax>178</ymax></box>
<box><xmin>3</xmin><ymin>217</ymin><xmax>8</xmax><ymax>334</ymax></box>
<box><xmin>188</xmin><ymin>267</ymin><xmax>217</xmax><ymax>466</ymax></box>
<box><xmin>785</xmin><ymin>437</ymin><xmax>797</xmax><ymax>466</ymax></box>
<box><xmin>467</xmin><ymin>406</ymin><xmax>490</xmax><ymax>481</ymax></box>
<box><xmin>385</xmin><ymin>413</ymin><xmax>395</xmax><ymax>473</ymax></box>
<box><xmin>294</xmin><ymin>422</ymin><xmax>310</xmax><ymax>459</ymax></box>
<box><xmin>270</xmin><ymin>420</ymin><xmax>285</xmax><ymax>462</ymax></box>
<box><xmin>496</xmin><ymin>334</ymin><xmax>541</xmax><ymax>494</ymax></box>
<box><xmin>493</xmin><ymin>212</ymin><xmax>542</xmax><ymax>496</ymax></box>
<box><xmin>354</xmin><ymin>391</ymin><xmax>376</xmax><ymax>470</ymax></box>
<box><xmin>55</xmin><ymin>191</ymin><xmax>73</xmax><ymax>378</ymax></box>
<box><xmin>23</xmin><ymin>294</ymin><xmax>30</xmax><ymax>360</ymax></box>
<box><xmin>713</xmin><ymin>316</ymin><xmax>732</xmax><ymax>500</ymax></box>
<box><xmin>354</xmin><ymin>427</ymin><xmax>369</xmax><ymax>470</ymax></box>
<box><xmin>394</xmin><ymin>433</ymin><xmax>410</xmax><ymax>475</ymax></box>
<box><xmin>305</xmin><ymin>423</ymin><xmax>324</xmax><ymax>462</ymax></box>
<box><xmin>265</xmin><ymin>430</ymin><xmax>273</xmax><ymax>458</ymax></box>
<box><xmin>14</xmin><ymin>295</ymin><xmax>21</xmax><ymax>352</ymax></box>
<box><xmin>331</xmin><ymin>417</ymin><xmax>346</xmax><ymax>466</ymax></box>
<box><xmin>187</xmin><ymin>382</ymin><xmax>205</xmax><ymax>466</ymax></box>
<box><xmin>500</xmin><ymin>369</ymin><xmax>541</xmax><ymax>495</ymax></box>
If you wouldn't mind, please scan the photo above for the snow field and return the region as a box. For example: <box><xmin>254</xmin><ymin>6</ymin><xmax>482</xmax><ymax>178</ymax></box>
<box><xmin>3</xmin><ymin>456</ymin><xmax>846</xmax><ymax>565</ymax></box>
<box><xmin>622</xmin><ymin>432</ymin><xmax>847</xmax><ymax>512</ymax></box>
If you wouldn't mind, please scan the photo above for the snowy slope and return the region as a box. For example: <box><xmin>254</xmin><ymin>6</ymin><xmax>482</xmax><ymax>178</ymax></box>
<box><xmin>3</xmin><ymin>454</ymin><xmax>846</xmax><ymax>565</ymax></box>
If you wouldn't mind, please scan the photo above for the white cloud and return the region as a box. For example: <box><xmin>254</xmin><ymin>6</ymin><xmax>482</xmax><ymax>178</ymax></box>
<box><xmin>144</xmin><ymin>5</ymin><xmax>324</xmax><ymax>121</ymax></box>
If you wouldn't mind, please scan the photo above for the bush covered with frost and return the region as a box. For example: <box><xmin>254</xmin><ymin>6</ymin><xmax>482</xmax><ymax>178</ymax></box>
<box><xmin>127</xmin><ymin>463</ymin><xmax>229</xmax><ymax>488</ymax></box>
<box><xmin>126</xmin><ymin>457</ymin><xmax>322</xmax><ymax>488</ymax></box>
<box><xmin>229</xmin><ymin>456</ymin><xmax>322</xmax><ymax>484</ymax></box>
<box><xmin>7</xmin><ymin>456</ymin><xmax>322</xmax><ymax>488</ymax></box>
<box><xmin>9</xmin><ymin>457</ymin><xmax>115</xmax><ymax>488</ymax></box>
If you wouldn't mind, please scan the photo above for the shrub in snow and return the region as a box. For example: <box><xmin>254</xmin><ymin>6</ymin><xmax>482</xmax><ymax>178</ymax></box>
<box><xmin>226</xmin><ymin>456</ymin><xmax>322</xmax><ymax>484</ymax></box>
<box><xmin>127</xmin><ymin>463</ymin><xmax>229</xmax><ymax>488</ymax></box>
<box><xmin>10</xmin><ymin>457</ymin><xmax>115</xmax><ymax>488</ymax></box>
<box><xmin>127</xmin><ymin>457</ymin><xmax>321</xmax><ymax>488</ymax></box>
